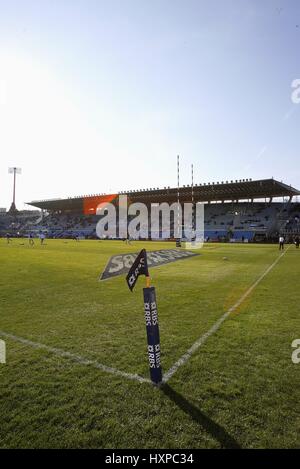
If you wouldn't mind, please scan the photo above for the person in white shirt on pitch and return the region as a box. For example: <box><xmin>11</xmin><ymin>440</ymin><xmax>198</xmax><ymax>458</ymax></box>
<box><xmin>279</xmin><ymin>235</ymin><xmax>285</xmax><ymax>251</ymax></box>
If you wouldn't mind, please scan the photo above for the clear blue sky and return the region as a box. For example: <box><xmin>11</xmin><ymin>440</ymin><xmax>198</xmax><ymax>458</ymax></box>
<box><xmin>0</xmin><ymin>0</ymin><xmax>299</xmax><ymax>209</ymax></box>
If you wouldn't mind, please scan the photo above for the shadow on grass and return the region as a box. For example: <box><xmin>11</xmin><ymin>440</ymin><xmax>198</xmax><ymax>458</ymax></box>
<box><xmin>160</xmin><ymin>383</ymin><xmax>241</xmax><ymax>449</ymax></box>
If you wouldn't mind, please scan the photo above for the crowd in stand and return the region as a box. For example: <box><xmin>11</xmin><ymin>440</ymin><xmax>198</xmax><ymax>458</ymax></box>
<box><xmin>1</xmin><ymin>202</ymin><xmax>300</xmax><ymax>242</ymax></box>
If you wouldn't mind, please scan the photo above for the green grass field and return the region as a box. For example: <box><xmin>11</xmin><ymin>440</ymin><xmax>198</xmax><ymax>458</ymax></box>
<box><xmin>0</xmin><ymin>239</ymin><xmax>299</xmax><ymax>449</ymax></box>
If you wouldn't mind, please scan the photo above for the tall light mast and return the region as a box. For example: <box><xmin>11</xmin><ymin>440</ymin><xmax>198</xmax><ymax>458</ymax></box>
<box><xmin>8</xmin><ymin>167</ymin><xmax>22</xmax><ymax>212</ymax></box>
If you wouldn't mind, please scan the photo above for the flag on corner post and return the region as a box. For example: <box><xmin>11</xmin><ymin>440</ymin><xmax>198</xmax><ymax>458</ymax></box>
<box><xmin>125</xmin><ymin>248</ymin><xmax>162</xmax><ymax>385</ymax></box>
<box><xmin>126</xmin><ymin>249</ymin><xmax>149</xmax><ymax>291</ymax></box>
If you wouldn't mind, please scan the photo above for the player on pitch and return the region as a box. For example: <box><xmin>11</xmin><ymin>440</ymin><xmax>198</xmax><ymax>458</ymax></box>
<box><xmin>279</xmin><ymin>235</ymin><xmax>285</xmax><ymax>251</ymax></box>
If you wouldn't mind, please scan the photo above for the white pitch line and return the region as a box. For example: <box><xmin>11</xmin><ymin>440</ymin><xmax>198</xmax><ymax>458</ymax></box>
<box><xmin>0</xmin><ymin>330</ymin><xmax>151</xmax><ymax>384</ymax></box>
<box><xmin>162</xmin><ymin>247</ymin><xmax>290</xmax><ymax>383</ymax></box>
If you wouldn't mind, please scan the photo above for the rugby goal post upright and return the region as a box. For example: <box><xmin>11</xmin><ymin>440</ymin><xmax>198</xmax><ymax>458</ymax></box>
<box><xmin>8</xmin><ymin>167</ymin><xmax>22</xmax><ymax>213</ymax></box>
<box><xmin>176</xmin><ymin>155</ymin><xmax>181</xmax><ymax>247</ymax></box>
<box><xmin>191</xmin><ymin>163</ymin><xmax>195</xmax><ymax>238</ymax></box>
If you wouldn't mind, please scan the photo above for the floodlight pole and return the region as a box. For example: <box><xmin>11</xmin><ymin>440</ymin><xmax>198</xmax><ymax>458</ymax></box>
<box><xmin>12</xmin><ymin>169</ymin><xmax>16</xmax><ymax>206</ymax></box>
<box><xmin>8</xmin><ymin>167</ymin><xmax>21</xmax><ymax>213</ymax></box>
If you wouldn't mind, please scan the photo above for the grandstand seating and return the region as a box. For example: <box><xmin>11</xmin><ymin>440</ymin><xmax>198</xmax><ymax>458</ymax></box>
<box><xmin>282</xmin><ymin>203</ymin><xmax>300</xmax><ymax>235</ymax></box>
<box><xmin>1</xmin><ymin>201</ymin><xmax>299</xmax><ymax>242</ymax></box>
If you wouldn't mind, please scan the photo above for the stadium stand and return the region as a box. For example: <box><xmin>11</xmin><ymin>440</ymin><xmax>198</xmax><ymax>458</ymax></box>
<box><xmin>1</xmin><ymin>178</ymin><xmax>299</xmax><ymax>242</ymax></box>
